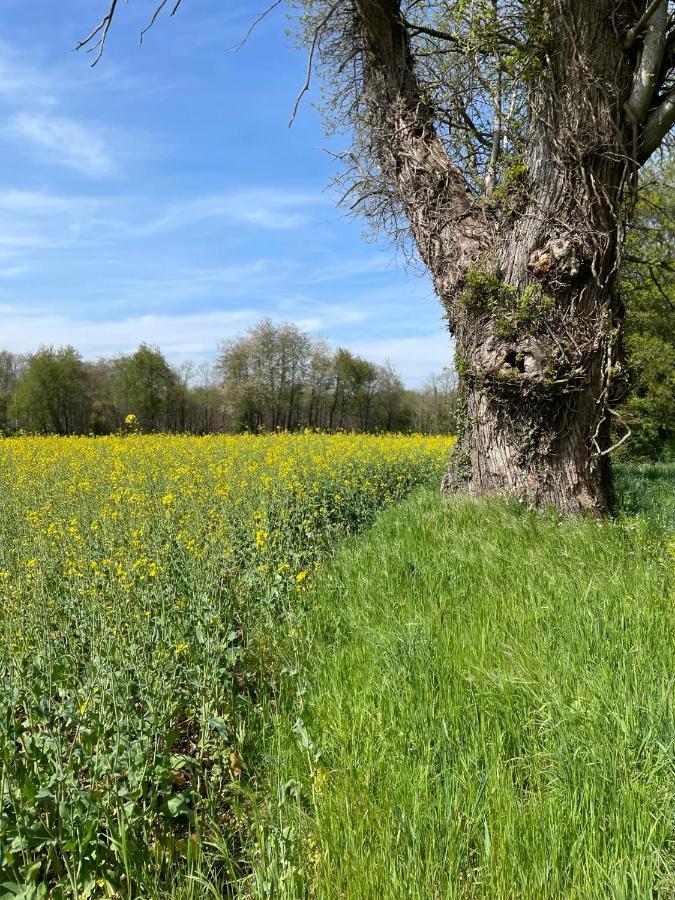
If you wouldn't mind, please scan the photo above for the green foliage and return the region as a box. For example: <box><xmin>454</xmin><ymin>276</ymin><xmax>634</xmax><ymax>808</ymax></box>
<box><xmin>11</xmin><ymin>347</ymin><xmax>90</xmax><ymax>435</ymax></box>
<box><xmin>491</xmin><ymin>155</ymin><xmax>531</xmax><ymax>214</ymax></box>
<box><xmin>460</xmin><ymin>263</ymin><xmax>554</xmax><ymax>338</ymax></box>
<box><xmin>454</xmin><ymin>351</ymin><xmax>469</xmax><ymax>377</ymax></box>
<box><xmin>251</xmin><ymin>469</ymin><xmax>674</xmax><ymax>897</ymax></box>
<box><xmin>619</xmin><ymin>158</ymin><xmax>675</xmax><ymax>460</ymax></box>
<box><xmin>0</xmin><ymin>328</ymin><xmax>454</xmax><ymax>436</ymax></box>
<box><xmin>614</xmin><ymin>461</ymin><xmax>675</xmax><ymax>533</ymax></box>
<box><xmin>116</xmin><ymin>344</ymin><xmax>182</xmax><ymax>433</ymax></box>
<box><xmin>460</xmin><ymin>261</ymin><xmax>518</xmax><ymax>314</ymax></box>
<box><xmin>217</xmin><ymin>319</ymin><xmax>425</xmax><ymax>433</ymax></box>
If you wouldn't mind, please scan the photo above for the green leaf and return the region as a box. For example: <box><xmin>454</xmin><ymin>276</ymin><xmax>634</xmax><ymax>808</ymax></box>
<box><xmin>165</xmin><ymin>794</ymin><xmax>190</xmax><ymax>818</ymax></box>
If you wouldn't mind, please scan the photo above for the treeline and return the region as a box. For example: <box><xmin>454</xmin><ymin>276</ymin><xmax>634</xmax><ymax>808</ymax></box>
<box><xmin>0</xmin><ymin>320</ymin><xmax>458</xmax><ymax>436</ymax></box>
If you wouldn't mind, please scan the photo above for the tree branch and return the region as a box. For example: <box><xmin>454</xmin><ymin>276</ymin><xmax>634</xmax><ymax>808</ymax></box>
<box><xmin>74</xmin><ymin>0</ymin><xmax>120</xmax><ymax>66</ymax></box>
<box><xmin>625</xmin><ymin>0</ymin><xmax>667</xmax><ymax>48</ymax></box>
<box><xmin>403</xmin><ymin>18</ymin><xmax>461</xmax><ymax>46</ymax></box>
<box><xmin>289</xmin><ymin>2</ymin><xmax>339</xmax><ymax>127</ymax></box>
<box><xmin>354</xmin><ymin>0</ymin><xmax>489</xmax><ymax>302</ymax></box>
<box><xmin>638</xmin><ymin>84</ymin><xmax>675</xmax><ymax>160</ymax></box>
<box><xmin>141</xmin><ymin>0</ymin><xmax>183</xmax><ymax>45</ymax></box>
<box><xmin>626</xmin><ymin>0</ymin><xmax>668</xmax><ymax>125</ymax></box>
<box><xmin>77</xmin><ymin>0</ymin><xmax>184</xmax><ymax>63</ymax></box>
<box><xmin>228</xmin><ymin>0</ymin><xmax>283</xmax><ymax>53</ymax></box>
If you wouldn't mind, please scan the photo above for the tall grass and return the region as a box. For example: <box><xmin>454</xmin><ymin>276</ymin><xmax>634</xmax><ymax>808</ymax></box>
<box><xmin>249</xmin><ymin>467</ymin><xmax>675</xmax><ymax>898</ymax></box>
<box><xmin>614</xmin><ymin>461</ymin><xmax>675</xmax><ymax>533</ymax></box>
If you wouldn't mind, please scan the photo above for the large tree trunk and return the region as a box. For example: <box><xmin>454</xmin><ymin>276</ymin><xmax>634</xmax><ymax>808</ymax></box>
<box><xmin>450</xmin><ymin>353</ymin><xmax>615</xmax><ymax>515</ymax></box>
<box><xmin>357</xmin><ymin>0</ymin><xmax>634</xmax><ymax>515</ymax></box>
<box><xmin>445</xmin><ymin>2</ymin><xmax>630</xmax><ymax>515</ymax></box>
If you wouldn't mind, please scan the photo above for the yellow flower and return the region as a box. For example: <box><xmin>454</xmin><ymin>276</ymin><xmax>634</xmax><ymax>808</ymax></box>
<box><xmin>313</xmin><ymin>766</ymin><xmax>328</xmax><ymax>792</ymax></box>
<box><xmin>296</xmin><ymin>570</ymin><xmax>308</xmax><ymax>583</ymax></box>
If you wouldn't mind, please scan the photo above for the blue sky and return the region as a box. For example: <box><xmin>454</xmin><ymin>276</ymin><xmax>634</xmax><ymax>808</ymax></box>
<box><xmin>0</xmin><ymin>0</ymin><xmax>451</xmax><ymax>385</ymax></box>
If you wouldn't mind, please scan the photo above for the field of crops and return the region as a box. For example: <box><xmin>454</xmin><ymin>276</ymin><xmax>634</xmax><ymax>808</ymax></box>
<box><xmin>0</xmin><ymin>433</ymin><xmax>453</xmax><ymax>898</ymax></box>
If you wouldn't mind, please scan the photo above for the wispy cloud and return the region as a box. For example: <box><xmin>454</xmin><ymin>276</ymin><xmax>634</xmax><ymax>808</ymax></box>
<box><xmin>0</xmin><ymin>189</ymin><xmax>101</xmax><ymax>215</ymax></box>
<box><xmin>132</xmin><ymin>188</ymin><xmax>325</xmax><ymax>235</ymax></box>
<box><xmin>303</xmin><ymin>253</ymin><xmax>396</xmax><ymax>285</ymax></box>
<box><xmin>8</xmin><ymin>112</ymin><xmax>118</xmax><ymax>177</ymax></box>
<box><xmin>350</xmin><ymin>334</ymin><xmax>454</xmax><ymax>384</ymax></box>
<box><xmin>0</xmin><ymin>40</ymin><xmax>56</xmax><ymax>106</ymax></box>
<box><xmin>0</xmin><ymin>306</ymin><xmax>257</xmax><ymax>360</ymax></box>
<box><xmin>0</xmin><ymin>21</ymin><xmax>446</xmax><ymax>386</ymax></box>
<box><xmin>0</xmin><ymin>190</ymin><xmax>109</xmax><ymax>265</ymax></box>
<box><xmin>0</xmin><ymin>264</ymin><xmax>29</xmax><ymax>279</ymax></box>
<box><xmin>0</xmin><ymin>303</ymin><xmax>366</xmax><ymax>364</ymax></box>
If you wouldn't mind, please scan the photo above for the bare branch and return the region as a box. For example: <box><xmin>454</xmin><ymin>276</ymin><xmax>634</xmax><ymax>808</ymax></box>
<box><xmin>77</xmin><ymin>0</ymin><xmax>184</xmax><ymax>63</ymax></box>
<box><xmin>73</xmin><ymin>0</ymin><xmax>119</xmax><ymax>66</ymax></box>
<box><xmin>228</xmin><ymin>0</ymin><xmax>283</xmax><ymax>53</ymax></box>
<box><xmin>593</xmin><ymin>413</ymin><xmax>632</xmax><ymax>458</ymax></box>
<box><xmin>289</xmin><ymin>2</ymin><xmax>339</xmax><ymax>128</ymax></box>
<box><xmin>141</xmin><ymin>0</ymin><xmax>184</xmax><ymax>45</ymax></box>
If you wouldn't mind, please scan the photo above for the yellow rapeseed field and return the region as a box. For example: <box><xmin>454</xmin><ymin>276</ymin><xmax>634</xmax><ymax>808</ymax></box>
<box><xmin>0</xmin><ymin>432</ymin><xmax>453</xmax><ymax>896</ymax></box>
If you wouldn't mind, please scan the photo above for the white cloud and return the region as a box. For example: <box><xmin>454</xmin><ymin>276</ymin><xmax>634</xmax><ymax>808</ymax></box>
<box><xmin>0</xmin><ymin>308</ymin><xmax>257</xmax><ymax>361</ymax></box>
<box><xmin>8</xmin><ymin>112</ymin><xmax>117</xmax><ymax>177</ymax></box>
<box><xmin>0</xmin><ymin>264</ymin><xmax>29</xmax><ymax>278</ymax></box>
<box><xmin>303</xmin><ymin>253</ymin><xmax>396</xmax><ymax>284</ymax></box>
<box><xmin>0</xmin><ymin>40</ymin><xmax>55</xmax><ymax>106</ymax></box>
<box><xmin>349</xmin><ymin>334</ymin><xmax>454</xmax><ymax>385</ymax></box>
<box><xmin>91</xmin><ymin>261</ymin><xmax>274</xmax><ymax>308</ymax></box>
<box><xmin>0</xmin><ymin>304</ymin><xmax>370</xmax><ymax>366</ymax></box>
<box><xmin>133</xmin><ymin>188</ymin><xmax>325</xmax><ymax>235</ymax></box>
<box><xmin>0</xmin><ymin>189</ymin><xmax>100</xmax><ymax>215</ymax></box>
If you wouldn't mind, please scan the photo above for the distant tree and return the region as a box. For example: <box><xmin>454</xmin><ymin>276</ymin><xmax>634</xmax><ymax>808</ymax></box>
<box><xmin>619</xmin><ymin>158</ymin><xmax>675</xmax><ymax>459</ymax></box>
<box><xmin>329</xmin><ymin>349</ymin><xmax>379</xmax><ymax>431</ymax></box>
<box><xmin>304</xmin><ymin>342</ymin><xmax>337</xmax><ymax>429</ymax></box>
<box><xmin>0</xmin><ymin>351</ymin><xmax>22</xmax><ymax>431</ymax></box>
<box><xmin>217</xmin><ymin>339</ymin><xmax>260</xmax><ymax>431</ymax></box>
<box><xmin>0</xmin><ymin>327</ymin><xmax>418</xmax><ymax>436</ymax></box>
<box><xmin>186</xmin><ymin>363</ymin><xmax>227</xmax><ymax>434</ymax></box>
<box><xmin>86</xmin><ymin>357</ymin><xmax>125</xmax><ymax>434</ymax></box>
<box><xmin>217</xmin><ymin>320</ymin><xmax>311</xmax><ymax>431</ymax></box>
<box><xmin>373</xmin><ymin>361</ymin><xmax>408</xmax><ymax>431</ymax></box>
<box><xmin>217</xmin><ymin>323</ymin><xmax>414</xmax><ymax>433</ymax></box>
<box><xmin>12</xmin><ymin>346</ymin><xmax>90</xmax><ymax>435</ymax></box>
<box><xmin>409</xmin><ymin>369</ymin><xmax>458</xmax><ymax>435</ymax></box>
<box><xmin>116</xmin><ymin>344</ymin><xmax>180</xmax><ymax>432</ymax></box>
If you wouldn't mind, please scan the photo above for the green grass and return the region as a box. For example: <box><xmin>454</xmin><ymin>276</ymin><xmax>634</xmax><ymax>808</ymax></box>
<box><xmin>247</xmin><ymin>466</ymin><xmax>675</xmax><ymax>898</ymax></box>
<box><xmin>615</xmin><ymin>461</ymin><xmax>675</xmax><ymax>533</ymax></box>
